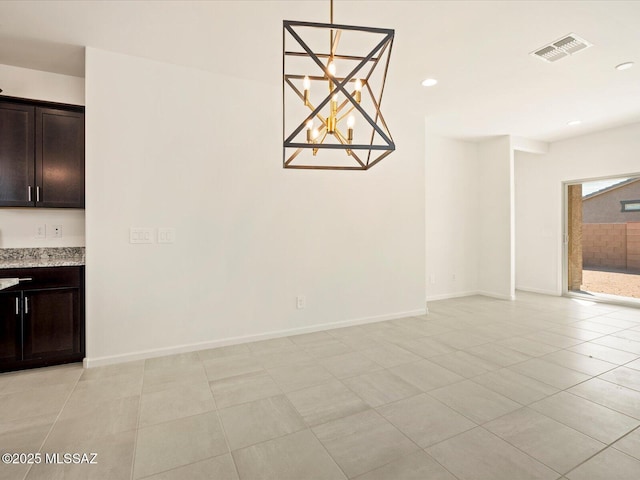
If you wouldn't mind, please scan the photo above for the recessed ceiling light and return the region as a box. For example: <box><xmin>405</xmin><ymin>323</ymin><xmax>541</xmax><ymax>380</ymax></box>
<box><xmin>615</xmin><ymin>62</ymin><xmax>634</xmax><ymax>71</ymax></box>
<box><xmin>567</xmin><ymin>120</ymin><xmax>582</xmax><ymax>126</ymax></box>
<box><xmin>421</xmin><ymin>78</ymin><xmax>438</xmax><ymax>87</ymax></box>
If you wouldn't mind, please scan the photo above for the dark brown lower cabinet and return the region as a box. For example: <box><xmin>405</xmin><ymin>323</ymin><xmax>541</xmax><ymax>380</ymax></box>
<box><xmin>0</xmin><ymin>266</ymin><xmax>84</xmax><ymax>372</ymax></box>
<box><xmin>0</xmin><ymin>292</ymin><xmax>21</xmax><ymax>364</ymax></box>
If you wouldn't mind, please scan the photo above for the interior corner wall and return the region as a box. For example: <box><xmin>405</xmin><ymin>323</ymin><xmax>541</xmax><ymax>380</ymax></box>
<box><xmin>0</xmin><ymin>63</ymin><xmax>86</xmax><ymax>248</ymax></box>
<box><xmin>84</xmin><ymin>47</ymin><xmax>425</xmax><ymax>365</ymax></box>
<box><xmin>515</xmin><ymin>122</ymin><xmax>640</xmax><ymax>295</ymax></box>
<box><xmin>425</xmin><ymin>134</ymin><xmax>479</xmax><ymax>300</ymax></box>
<box><xmin>477</xmin><ymin>136</ymin><xmax>515</xmax><ymax>300</ymax></box>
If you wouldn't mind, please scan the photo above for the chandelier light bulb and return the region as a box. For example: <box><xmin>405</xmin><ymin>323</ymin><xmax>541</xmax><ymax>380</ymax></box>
<box><xmin>354</xmin><ymin>79</ymin><xmax>362</xmax><ymax>103</ymax></box>
<box><xmin>312</xmin><ymin>128</ymin><xmax>320</xmax><ymax>140</ymax></box>
<box><xmin>306</xmin><ymin>120</ymin><xmax>314</xmax><ymax>143</ymax></box>
<box><xmin>328</xmin><ymin>61</ymin><xmax>336</xmax><ymax>76</ymax></box>
<box><xmin>347</xmin><ymin>115</ymin><xmax>355</xmax><ymax>143</ymax></box>
<box><xmin>303</xmin><ymin>75</ymin><xmax>311</xmax><ymax>105</ymax></box>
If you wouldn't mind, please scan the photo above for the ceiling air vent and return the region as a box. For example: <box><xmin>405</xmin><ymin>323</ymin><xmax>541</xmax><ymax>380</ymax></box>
<box><xmin>531</xmin><ymin>33</ymin><xmax>592</xmax><ymax>63</ymax></box>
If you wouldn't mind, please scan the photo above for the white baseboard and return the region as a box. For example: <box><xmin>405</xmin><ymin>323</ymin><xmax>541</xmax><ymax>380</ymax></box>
<box><xmin>426</xmin><ymin>291</ymin><xmax>480</xmax><ymax>302</ymax></box>
<box><xmin>515</xmin><ymin>286</ymin><xmax>560</xmax><ymax>297</ymax></box>
<box><xmin>426</xmin><ymin>290</ymin><xmax>518</xmax><ymax>302</ymax></box>
<box><xmin>83</xmin><ymin>308</ymin><xmax>427</xmax><ymax>368</ymax></box>
<box><xmin>477</xmin><ymin>290</ymin><xmax>516</xmax><ymax>301</ymax></box>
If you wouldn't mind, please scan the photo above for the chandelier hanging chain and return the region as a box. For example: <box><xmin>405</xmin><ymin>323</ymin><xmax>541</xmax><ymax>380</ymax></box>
<box><xmin>330</xmin><ymin>0</ymin><xmax>334</xmax><ymax>46</ymax></box>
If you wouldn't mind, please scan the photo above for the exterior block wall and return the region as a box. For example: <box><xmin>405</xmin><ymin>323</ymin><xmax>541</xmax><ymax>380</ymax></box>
<box><xmin>629</xmin><ymin>222</ymin><xmax>640</xmax><ymax>273</ymax></box>
<box><xmin>583</xmin><ymin>222</ymin><xmax>640</xmax><ymax>272</ymax></box>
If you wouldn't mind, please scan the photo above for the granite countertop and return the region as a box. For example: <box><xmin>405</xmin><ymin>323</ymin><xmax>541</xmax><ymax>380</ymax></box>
<box><xmin>0</xmin><ymin>278</ymin><xmax>19</xmax><ymax>290</ymax></box>
<box><xmin>0</xmin><ymin>247</ymin><xmax>85</xmax><ymax>269</ymax></box>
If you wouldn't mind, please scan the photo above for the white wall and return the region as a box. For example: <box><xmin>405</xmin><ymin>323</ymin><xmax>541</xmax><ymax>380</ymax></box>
<box><xmin>478</xmin><ymin>136</ymin><xmax>515</xmax><ymax>300</ymax></box>
<box><xmin>0</xmin><ymin>64</ymin><xmax>86</xmax><ymax>248</ymax></box>
<box><xmin>85</xmin><ymin>48</ymin><xmax>425</xmax><ymax>365</ymax></box>
<box><xmin>425</xmin><ymin>134</ymin><xmax>515</xmax><ymax>302</ymax></box>
<box><xmin>0</xmin><ymin>209</ymin><xmax>85</xmax><ymax>248</ymax></box>
<box><xmin>515</xmin><ymin>122</ymin><xmax>640</xmax><ymax>295</ymax></box>
<box><xmin>425</xmin><ymin>135</ymin><xmax>479</xmax><ymax>300</ymax></box>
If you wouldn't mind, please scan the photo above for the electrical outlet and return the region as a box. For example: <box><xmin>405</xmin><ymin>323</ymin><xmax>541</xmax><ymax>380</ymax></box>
<box><xmin>296</xmin><ymin>295</ymin><xmax>306</xmax><ymax>309</ymax></box>
<box><xmin>429</xmin><ymin>274</ymin><xmax>436</xmax><ymax>284</ymax></box>
<box><xmin>52</xmin><ymin>225</ymin><xmax>62</xmax><ymax>238</ymax></box>
<box><xmin>35</xmin><ymin>224</ymin><xmax>46</xmax><ymax>239</ymax></box>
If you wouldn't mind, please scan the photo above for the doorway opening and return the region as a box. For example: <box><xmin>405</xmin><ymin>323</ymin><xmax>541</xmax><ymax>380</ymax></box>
<box><xmin>566</xmin><ymin>174</ymin><xmax>640</xmax><ymax>305</ymax></box>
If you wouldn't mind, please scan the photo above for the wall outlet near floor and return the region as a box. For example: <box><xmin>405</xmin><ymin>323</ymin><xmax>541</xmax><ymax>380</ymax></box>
<box><xmin>52</xmin><ymin>225</ymin><xmax>63</xmax><ymax>238</ymax></box>
<box><xmin>296</xmin><ymin>295</ymin><xmax>306</xmax><ymax>309</ymax></box>
<box><xmin>36</xmin><ymin>224</ymin><xmax>46</xmax><ymax>239</ymax></box>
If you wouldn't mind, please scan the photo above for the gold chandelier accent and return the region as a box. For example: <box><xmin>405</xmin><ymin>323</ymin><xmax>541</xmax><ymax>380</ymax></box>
<box><xmin>283</xmin><ymin>0</ymin><xmax>395</xmax><ymax>170</ymax></box>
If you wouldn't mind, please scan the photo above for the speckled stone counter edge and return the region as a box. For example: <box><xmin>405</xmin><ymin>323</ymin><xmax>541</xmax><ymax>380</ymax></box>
<box><xmin>0</xmin><ymin>247</ymin><xmax>85</xmax><ymax>269</ymax></box>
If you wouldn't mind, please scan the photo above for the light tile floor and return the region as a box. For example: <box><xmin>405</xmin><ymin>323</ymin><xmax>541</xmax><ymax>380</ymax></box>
<box><xmin>2</xmin><ymin>292</ymin><xmax>640</xmax><ymax>479</ymax></box>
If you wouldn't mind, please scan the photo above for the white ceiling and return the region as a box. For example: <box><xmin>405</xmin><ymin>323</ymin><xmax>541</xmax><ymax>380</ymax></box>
<box><xmin>1</xmin><ymin>0</ymin><xmax>639</xmax><ymax>142</ymax></box>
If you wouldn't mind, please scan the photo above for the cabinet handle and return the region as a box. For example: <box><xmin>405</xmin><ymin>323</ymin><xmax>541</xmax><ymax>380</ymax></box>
<box><xmin>28</xmin><ymin>186</ymin><xmax>32</xmax><ymax>202</ymax></box>
<box><xmin>18</xmin><ymin>278</ymin><xmax>33</xmax><ymax>283</ymax></box>
<box><xmin>36</xmin><ymin>186</ymin><xmax>40</xmax><ymax>202</ymax></box>
<box><xmin>16</xmin><ymin>297</ymin><xmax>19</xmax><ymax>315</ymax></box>
<box><xmin>24</xmin><ymin>297</ymin><xmax>29</xmax><ymax>314</ymax></box>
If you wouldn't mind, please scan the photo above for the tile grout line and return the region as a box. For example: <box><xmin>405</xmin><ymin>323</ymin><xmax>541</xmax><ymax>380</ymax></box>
<box><xmin>205</xmin><ymin>351</ymin><xmax>347</xmax><ymax>478</ymax></box>
<box><xmin>479</xmin><ymin>406</ymin><xmax>609</xmax><ymax>476</ymax></box>
<box><xmin>20</xmin><ymin>366</ymin><xmax>84</xmax><ymax>480</ymax></box>
<box><xmin>4</xmin><ymin>294</ymin><xmax>638</xmax><ymax>480</ymax></box>
<box><xmin>205</xmin><ymin>356</ymin><xmax>243</xmax><ymax>480</ymax></box>
<box><xmin>561</xmin><ymin>423</ymin><xmax>640</xmax><ymax>478</ymax></box>
<box><xmin>134</xmin><ymin>355</ymin><xmax>234</xmax><ymax>479</ymax></box>
<box><xmin>401</xmin><ymin>308</ymin><xmax>640</xmax><ymax>476</ymax></box>
<box><xmin>214</xmin><ymin>348</ymin><xmax>427</xmax><ymax>479</ymax></box>
<box><xmin>130</xmin><ymin>359</ymin><xmax>147</xmax><ymax>480</ymax></box>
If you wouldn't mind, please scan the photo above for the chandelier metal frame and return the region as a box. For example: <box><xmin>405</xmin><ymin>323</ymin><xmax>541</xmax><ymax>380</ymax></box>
<box><xmin>282</xmin><ymin>16</ymin><xmax>395</xmax><ymax>170</ymax></box>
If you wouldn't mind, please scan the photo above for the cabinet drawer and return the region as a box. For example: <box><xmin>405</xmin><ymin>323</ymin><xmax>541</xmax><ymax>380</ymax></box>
<box><xmin>0</xmin><ymin>266</ymin><xmax>82</xmax><ymax>290</ymax></box>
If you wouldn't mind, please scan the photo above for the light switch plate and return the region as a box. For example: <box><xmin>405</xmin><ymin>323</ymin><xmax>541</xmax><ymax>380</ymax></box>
<box><xmin>52</xmin><ymin>225</ymin><xmax>63</xmax><ymax>238</ymax></box>
<box><xmin>130</xmin><ymin>227</ymin><xmax>154</xmax><ymax>244</ymax></box>
<box><xmin>158</xmin><ymin>228</ymin><xmax>175</xmax><ymax>244</ymax></box>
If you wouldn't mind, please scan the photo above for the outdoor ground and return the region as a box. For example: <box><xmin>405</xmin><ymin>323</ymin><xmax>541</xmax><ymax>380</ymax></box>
<box><xmin>581</xmin><ymin>269</ymin><xmax>640</xmax><ymax>299</ymax></box>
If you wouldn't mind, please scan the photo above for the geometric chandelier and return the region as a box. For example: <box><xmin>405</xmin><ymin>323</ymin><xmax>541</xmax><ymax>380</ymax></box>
<box><xmin>283</xmin><ymin>1</ymin><xmax>395</xmax><ymax>170</ymax></box>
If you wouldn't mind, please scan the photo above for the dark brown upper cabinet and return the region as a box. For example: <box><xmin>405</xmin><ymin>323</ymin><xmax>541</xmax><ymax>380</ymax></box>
<box><xmin>0</xmin><ymin>98</ymin><xmax>85</xmax><ymax>208</ymax></box>
<box><xmin>0</xmin><ymin>102</ymin><xmax>34</xmax><ymax>207</ymax></box>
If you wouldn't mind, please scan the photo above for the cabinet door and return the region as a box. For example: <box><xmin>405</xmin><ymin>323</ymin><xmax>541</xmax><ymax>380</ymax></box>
<box><xmin>36</xmin><ymin>108</ymin><xmax>85</xmax><ymax>208</ymax></box>
<box><xmin>0</xmin><ymin>292</ymin><xmax>22</xmax><ymax>365</ymax></box>
<box><xmin>22</xmin><ymin>288</ymin><xmax>81</xmax><ymax>361</ymax></box>
<box><xmin>0</xmin><ymin>102</ymin><xmax>35</xmax><ymax>206</ymax></box>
